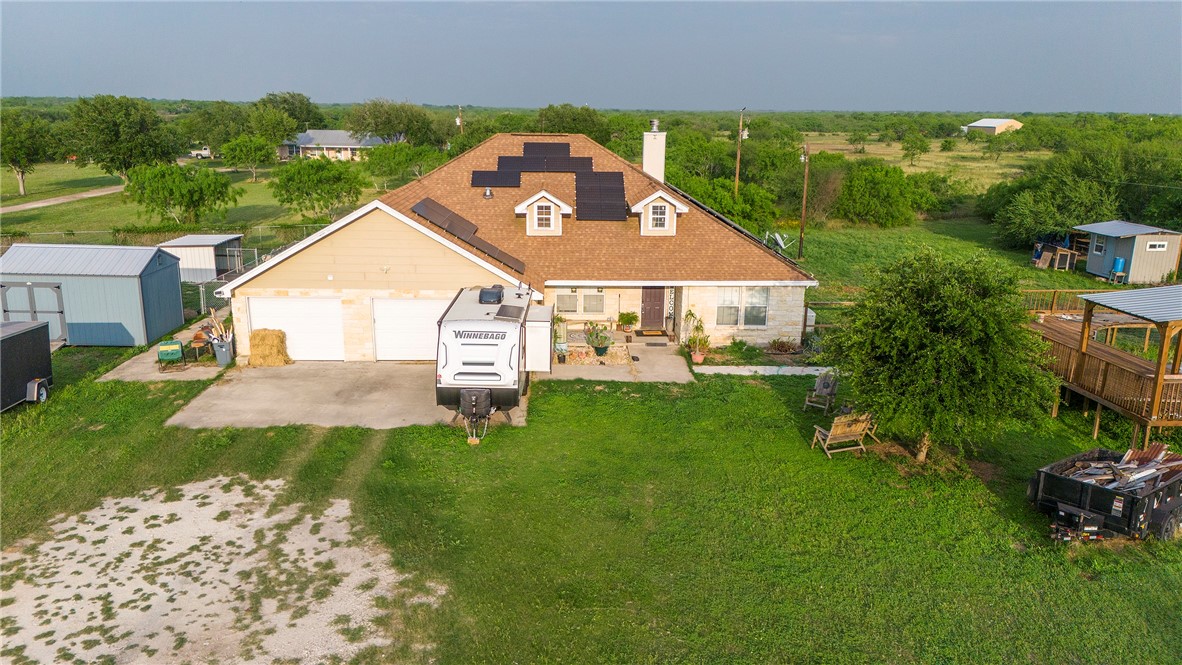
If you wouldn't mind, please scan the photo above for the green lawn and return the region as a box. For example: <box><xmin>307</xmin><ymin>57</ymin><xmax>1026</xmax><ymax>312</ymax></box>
<box><xmin>3</xmin><ymin>354</ymin><xmax>1178</xmax><ymax>663</ymax></box>
<box><xmin>0</xmin><ymin>162</ymin><xmax>122</xmax><ymax>205</ymax></box>
<box><xmin>800</xmin><ymin>217</ymin><xmax>1112</xmax><ymax>301</ymax></box>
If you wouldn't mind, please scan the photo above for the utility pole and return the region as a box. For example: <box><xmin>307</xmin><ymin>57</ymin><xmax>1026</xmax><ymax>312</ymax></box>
<box><xmin>733</xmin><ymin>107</ymin><xmax>746</xmax><ymax>199</ymax></box>
<box><xmin>798</xmin><ymin>143</ymin><xmax>810</xmax><ymax>260</ymax></box>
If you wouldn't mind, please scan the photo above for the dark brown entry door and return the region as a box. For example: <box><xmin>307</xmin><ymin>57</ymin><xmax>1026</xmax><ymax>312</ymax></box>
<box><xmin>641</xmin><ymin>287</ymin><xmax>665</xmax><ymax>329</ymax></box>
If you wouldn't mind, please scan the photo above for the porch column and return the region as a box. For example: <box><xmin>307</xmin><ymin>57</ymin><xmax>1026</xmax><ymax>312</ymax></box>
<box><xmin>1150</xmin><ymin>321</ymin><xmax>1178</xmax><ymax>420</ymax></box>
<box><xmin>1172</xmin><ymin>326</ymin><xmax>1182</xmax><ymax>374</ymax></box>
<box><xmin>1073</xmin><ymin>301</ymin><xmax>1096</xmax><ymax>384</ymax></box>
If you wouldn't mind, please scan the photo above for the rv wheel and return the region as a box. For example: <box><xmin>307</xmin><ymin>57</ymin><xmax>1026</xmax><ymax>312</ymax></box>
<box><xmin>1157</xmin><ymin>510</ymin><xmax>1181</xmax><ymax>541</ymax></box>
<box><xmin>35</xmin><ymin>382</ymin><xmax>49</xmax><ymax>404</ymax></box>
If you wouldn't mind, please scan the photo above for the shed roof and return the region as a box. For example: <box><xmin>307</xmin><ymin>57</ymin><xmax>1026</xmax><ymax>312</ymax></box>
<box><xmin>1074</xmin><ymin>220</ymin><xmax>1180</xmax><ymax>238</ymax></box>
<box><xmin>968</xmin><ymin>118</ymin><xmax>1019</xmax><ymax>127</ymax></box>
<box><xmin>0</xmin><ymin>244</ymin><xmax>172</xmax><ymax>277</ymax></box>
<box><xmin>158</xmin><ymin>234</ymin><xmax>244</xmax><ymax>248</ymax></box>
<box><xmin>291</xmin><ymin>130</ymin><xmax>387</xmax><ymax>148</ymax></box>
<box><xmin>1080</xmin><ymin>285</ymin><xmax>1182</xmax><ymax>324</ymax></box>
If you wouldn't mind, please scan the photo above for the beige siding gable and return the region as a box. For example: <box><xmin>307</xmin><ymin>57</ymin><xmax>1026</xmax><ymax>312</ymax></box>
<box><xmin>246</xmin><ymin>209</ymin><xmax>506</xmax><ymax>290</ymax></box>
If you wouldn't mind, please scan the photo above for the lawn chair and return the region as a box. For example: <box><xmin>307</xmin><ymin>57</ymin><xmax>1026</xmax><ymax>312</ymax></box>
<box><xmin>803</xmin><ymin>372</ymin><xmax>838</xmax><ymax>414</ymax></box>
<box><xmin>812</xmin><ymin>412</ymin><xmax>881</xmax><ymax>458</ymax></box>
<box><xmin>157</xmin><ymin>340</ymin><xmax>186</xmax><ymax>372</ymax></box>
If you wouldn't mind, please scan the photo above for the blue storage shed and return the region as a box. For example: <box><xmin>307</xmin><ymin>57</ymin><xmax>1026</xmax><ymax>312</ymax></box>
<box><xmin>1075</xmin><ymin>221</ymin><xmax>1182</xmax><ymax>285</ymax></box>
<box><xmin>0</xmin><ymin>244</ymin><xmax>183</xmax><ymax>346</ymax></box>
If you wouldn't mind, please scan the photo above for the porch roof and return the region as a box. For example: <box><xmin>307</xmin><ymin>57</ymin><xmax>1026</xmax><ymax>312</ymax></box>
<box><xmin>1079</xmin><ymin>285</ymin><xmax>1182</xmax><ymax>324</ymax></box>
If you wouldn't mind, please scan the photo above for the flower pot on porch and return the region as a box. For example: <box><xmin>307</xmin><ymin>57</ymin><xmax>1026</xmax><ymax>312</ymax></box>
<box><xmin>690</xmin><ymin>352</ymin><xmax>705</xmax><ymax>363</ymax></box>
<box><xmin>593</xmin><ymin>345</ymin><xmax>610</xmax><ymax>357</ymax></box>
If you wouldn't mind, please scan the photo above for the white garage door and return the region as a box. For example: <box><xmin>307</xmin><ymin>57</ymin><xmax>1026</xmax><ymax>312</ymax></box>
<box><xmin>373</xmin><ymin>298</ymin><xmax>452</xmax><ymax>360</ymax></box>
<box><xmin>248</xmin><ymin>297</ymin><xmax>345</xmax><ymax>361</ymax></box>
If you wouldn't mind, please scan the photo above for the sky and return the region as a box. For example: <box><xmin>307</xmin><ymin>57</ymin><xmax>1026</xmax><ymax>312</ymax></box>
<box><xmin>2</xmin><ymin>1</ymin><xmax>1179</xmax><ymax>114</ymax></box>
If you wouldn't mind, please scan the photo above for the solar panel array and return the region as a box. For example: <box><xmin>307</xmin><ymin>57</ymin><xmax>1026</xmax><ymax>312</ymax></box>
<box><xmin>575</xmin><ymin>172</ymin><xmax>628</xmax><ymax>221</ymax></box>
<box><xmin>411</xmin><ymin>198</ymin><xmax>526</xmax><ymax>274</ymax></box>
<box><xmin>467</xmin><ymin>141</ymin><xmax>630</xmax><ymax>221</ymax></box>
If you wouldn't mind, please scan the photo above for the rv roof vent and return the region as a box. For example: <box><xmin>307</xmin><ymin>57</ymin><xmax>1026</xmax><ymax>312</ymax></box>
<box><xmin>479</xmin><ymin>285</ymin><xmax>505</xmax><ymax>305</ymax></box>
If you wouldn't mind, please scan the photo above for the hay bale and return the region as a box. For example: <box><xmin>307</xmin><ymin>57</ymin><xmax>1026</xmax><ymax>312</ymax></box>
<box><xmin>249</xmin><ymin>329</ymin><xmax>293</xmax><ymax>367</ymax></box>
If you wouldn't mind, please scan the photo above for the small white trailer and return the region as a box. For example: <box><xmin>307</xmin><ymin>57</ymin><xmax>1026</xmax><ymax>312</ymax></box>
<box><xmin>435</xmin><ymin>285</ymin><xmax>551</xmax><ymax>439</ymax></box>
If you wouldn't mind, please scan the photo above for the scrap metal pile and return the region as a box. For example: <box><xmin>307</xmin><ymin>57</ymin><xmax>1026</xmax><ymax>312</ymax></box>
<box><xmin>1062</xmin><ymin>444</ymin><xmax>1182</xmax><ymax>493</ymax></box>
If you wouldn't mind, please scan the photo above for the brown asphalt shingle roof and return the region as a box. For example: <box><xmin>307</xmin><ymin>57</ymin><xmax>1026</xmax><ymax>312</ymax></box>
<box><xmin>379</xmin><ymin>133</ymin><xmax>814</xmax><ymax>287</ymax></box>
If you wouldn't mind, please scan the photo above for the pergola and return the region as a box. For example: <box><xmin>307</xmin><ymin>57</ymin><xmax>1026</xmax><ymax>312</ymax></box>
<box><xmin>1076</xmin><ymin>285</ymin><xmax>1182</xmax><ymax>446</ymax></box>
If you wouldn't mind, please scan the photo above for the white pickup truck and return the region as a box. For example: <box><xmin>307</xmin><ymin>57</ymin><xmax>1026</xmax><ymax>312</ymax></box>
<box><xmin>188</xmin><ymin>146</ymin><xmax>212</xmax><ymax>159</ymax></box>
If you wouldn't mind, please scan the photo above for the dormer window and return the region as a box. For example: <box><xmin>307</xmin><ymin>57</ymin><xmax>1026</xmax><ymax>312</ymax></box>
<box><xmin>631</xmin><ymin>191</ymin><xmax>688</xmax><ymax>237</ymax></box>
<box><xmin>515</xmin><ymin>190</ymin><xmax>572</xmax><ymax>237</ymax></box>
<box><xmin>651</xmin><ymin>204</ymin><xmax>667</xmax><ymax>229</ymax></box>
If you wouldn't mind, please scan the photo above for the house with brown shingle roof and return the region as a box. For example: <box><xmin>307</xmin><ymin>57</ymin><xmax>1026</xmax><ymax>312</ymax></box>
<box><xmin>218</xmin><ymin>125</ymin><xmax>817</xmax><ymax>361</ymax></box>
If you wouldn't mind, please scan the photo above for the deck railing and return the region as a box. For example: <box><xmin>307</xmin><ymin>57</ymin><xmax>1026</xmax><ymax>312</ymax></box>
<box><xmin>1045</xmin><ymin>339</ymin><xmax>1182</xmax><ymax>420</ymax></box>
<box><xmin>1022</xmin><ymin>289</ymin><xmax>1119</xmax><ymax>314</ymax></box>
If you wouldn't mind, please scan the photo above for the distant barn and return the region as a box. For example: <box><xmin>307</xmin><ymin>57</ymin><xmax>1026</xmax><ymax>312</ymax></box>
<box><xmin>966</xmin><ymin>118</ymin><xmax>1023</xmax><ymax>135</ymax></box>
<box><xmin>0</xmin><ymin>244</ymin><xmax>183</xmax><ymax>346</ymax></box>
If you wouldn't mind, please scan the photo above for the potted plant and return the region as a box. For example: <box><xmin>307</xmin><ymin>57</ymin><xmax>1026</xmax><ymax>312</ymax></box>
<box><xmin>553</xmin><ymin>315</ymin><xmax>568</xmax><ymax>363</ymax></box>
<box><xmin>617</xmin><ymin>311</ymin><xmax>639</xmax><ymax>333</ymax></box>
<box><xmin>682</xmin><ymin>310</ymin><xmax>710</xmax><ymax>363</ymax></box>
<box><xmin>584</xmin><ymin>321</ymin><xmax>614</xmax><ymax>357</ymax></box>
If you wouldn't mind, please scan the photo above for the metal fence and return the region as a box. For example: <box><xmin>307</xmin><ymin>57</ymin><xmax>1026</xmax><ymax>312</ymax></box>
<box><xmin>1</xmin><ymin>224</ymin><xmax>327</xmax><ymax>253</ymax></box>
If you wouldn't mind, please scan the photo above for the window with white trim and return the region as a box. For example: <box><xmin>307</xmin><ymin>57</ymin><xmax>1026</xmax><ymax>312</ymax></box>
<box><xmin>1092</xmin><ymin>237</ymin><xmax>1106</xmax><ymax>254</ymax></box>
<box><xmin>1147</xmin><ymin>241</ymin><xmax>1168</xmax><ymax>252</ymax></box>
<box><xmin>556</xmin><ymin>294</ymin><xmax>577</xmax><ymax>313</ymax></box>
<box><xmin>716</xmin><ymin>287</ymin><xmax>769</xmax><ymax>327</ymax></box>
<box><xmin>651</xmin><ymin>204</ymin><xmax>667</xmax><ymax>229</ymax></box>
<box><xmin>536</xmin><ymin>203</ymin><xmax>553</xmax><ymax>229</ymax></box>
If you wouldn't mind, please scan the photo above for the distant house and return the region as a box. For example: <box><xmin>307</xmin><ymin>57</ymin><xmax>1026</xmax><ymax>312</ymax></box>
<box><xmin>278</xmin><ymin>130</ymin><xmax>391</xmax><ymax>161</ymax></box>
<box><xmin>966</xmin><ymin>118</ymin><xmax>1023</xmax><ymax>135</ymax></box>
<box><xmin>0</xmin><ymin>244</ymin><xmax>183</xmax><ymax>346</ymax></box>
<box><xmin>1074</xmin><ymin>220</ymin><xmax>1181</xmax><ymax>284</ymax></box>
<box><xmin>158</xmin><ymin>234</ymin><xmax>245</xmax><ymax>283</ymax></box>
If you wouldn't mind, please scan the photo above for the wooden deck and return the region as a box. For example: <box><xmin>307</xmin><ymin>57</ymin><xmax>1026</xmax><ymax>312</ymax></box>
<box><xmin>1031</xmin><ymin>315</ymin><xmax>1182</xmax><ymax>427</ymax></box>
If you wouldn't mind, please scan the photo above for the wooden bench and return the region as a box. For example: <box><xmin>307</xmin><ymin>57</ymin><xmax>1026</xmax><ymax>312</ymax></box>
<box><xmin>812</xmin><ymin>413</ymin><xmax>881</xmax><ymax>458</ymax></box>
<box><xmin>803</xmin><ymin>372</ymin><xmax>838</xmax><ymax>414</ymax></box>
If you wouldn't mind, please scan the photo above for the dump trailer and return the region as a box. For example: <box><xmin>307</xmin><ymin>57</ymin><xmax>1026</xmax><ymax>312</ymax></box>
<box><xmin>1028</xmin><ymin>447</ymin><xmax>1182</xmax><ymax>541</ymax></box>
<box><xmin>1</xmin><ymin>320</ymin><xmax>53</xmax><ymax>412</ymax></box>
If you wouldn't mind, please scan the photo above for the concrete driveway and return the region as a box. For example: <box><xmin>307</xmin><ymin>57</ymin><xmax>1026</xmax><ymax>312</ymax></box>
<box><xmin>168</xmin><ymin>363</ymin><xmax>463</xmax><ymax>429</ymax></box>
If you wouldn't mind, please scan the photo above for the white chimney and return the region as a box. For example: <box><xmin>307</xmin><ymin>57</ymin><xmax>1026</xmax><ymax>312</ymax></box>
<box><xmin>642</xmin><ymin>119</ymin><xmax>666</xmax><ymax>183</ymax></box>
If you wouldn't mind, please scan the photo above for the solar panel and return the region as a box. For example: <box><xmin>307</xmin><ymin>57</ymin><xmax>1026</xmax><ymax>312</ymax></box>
<box><xmin>410</xmin><ymin>198</ymin><xmax>478</xmax><ymax>241</ymax></box>
<box><xmin>468</xmin><ymin>236</ymin><xmax>526</xmax><ymax>274</ymax></box>
<box><xmin>494</xmin><ymin>304</ymin><xmax>525</xmax><ymax>321</ymax></box>
<box><xmin>575</xmin><ymin>172</ymin><xmax>628</xmax><ymax>221</ymax></box>
<box><xmin>522</xmin><ymin>142</ymin><xmax>570</xmax><ymax>157</ymax></box>
<box><xmin>472</xmin><ymin>170</ymin><xmax>520</xmax><ymax>187</ymax></box>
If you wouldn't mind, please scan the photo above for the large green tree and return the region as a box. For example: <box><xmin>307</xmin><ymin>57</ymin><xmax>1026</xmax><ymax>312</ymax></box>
<box><xmin>825</xmin><ymin>249</ymin><xmax>1057</xmax><ymax>463</ymax></box>
<box><xmin>1</xmin><ymin>109</ymin><xmax>52</xmax><ymax>196</ymax></box>
<box><xmin>256</xmin><ymin>91</ymin><xmax>325</xmax><ymax>130</ymax></box>
<box><xmin>535</xmin><ymin>104</ymin><xmax>611</xmax><ymax>144</ymax></box>
<box><xmin>220</xmin><ymin>134</ymin><xmax>276</xmax><ymax>182</ymax></box>
<box><xmin>247</xmin><ymin>105</ymin><xmax>299</xmax><ymax>147</ymax></box>
<box><xmin>269</xmin><ymin>157</ymin><xmax>365</xmax><ymax>221</ymax></box>
<box><xmin>833</xmin><ymin>159</ymin><xmax>915</xmax><ymax>227</ymax></box>
<box><xmin>344</xmin><ymin>99</ymin><xmax>437</xmax><ymax>146</ymax></box>
<box><xmin>182</xmin><ymin>101</ymin><xmax>249</xmax><ymax>152</ymax></box>
<box><xmin>901</xmin><ymin>132</ymin><xmax>930</xmax><ymax>165</ymax></box>
<box><xmin>362</xmin><ymin>143</ymin><xmax>445</xmax><ymax>190</ymax></box>
<box><xmin>71</xmin><ymin>95</ymin><xmax>179</xmax><ymax>182</ymax></box>
<box><xmin>126</xmin><ymin>163</ymin><xmax>242</xmax><ymax>225</ymax></box>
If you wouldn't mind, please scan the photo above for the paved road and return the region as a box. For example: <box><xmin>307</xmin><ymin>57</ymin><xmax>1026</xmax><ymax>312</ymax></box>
<box><xmin>0</xmin><ymin>185</ymin><xmax>124</xmax><ymax>214</ymax></box>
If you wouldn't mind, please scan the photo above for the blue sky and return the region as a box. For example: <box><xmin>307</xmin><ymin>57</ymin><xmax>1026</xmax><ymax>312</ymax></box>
<box><xmin>2</xmin><ymin>2</ymin><xmax>1179</xmax><ymax>113</ymax></box>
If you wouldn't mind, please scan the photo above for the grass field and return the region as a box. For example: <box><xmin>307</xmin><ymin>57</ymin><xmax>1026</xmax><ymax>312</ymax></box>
<box><xmin>2</xmin><ymin>353</ymin><xmax>1179</xmax><ymax>663</ymax></box>
<box><xmin>798</xmin><ymin>217</ymin><xmax>1108</xmax><ymax>301</ymax></box>
<box><xmin>0</xmin><ymin>162</ymin><xmax>122</xmax><ymax>205</ymax></box>
<box><xmin>802</xmin><ymin>132</ymin><xmax>1049</xmax><ymax>193</ymax></box>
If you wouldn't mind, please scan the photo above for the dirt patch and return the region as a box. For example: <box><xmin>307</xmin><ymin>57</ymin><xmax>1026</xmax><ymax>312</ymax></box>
<box><xmin>967</xmin><ymin>459</ymin><xmax>1002</xmax><ymax>485</ymax></box>
<box><xmin>1</xmin><ymin>476</ymin><xmax>445</xmax><ymax>664</ymax></box>
<box><xmin>564</xmin><ymin>346</ymin><xmax>632</xmax><ymax>366</ymax></box>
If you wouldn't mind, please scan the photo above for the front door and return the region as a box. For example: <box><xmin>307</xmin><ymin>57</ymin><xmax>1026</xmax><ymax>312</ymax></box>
<box><xmin>641</xmin><ymin>287</ymin><xmax>665</xmax><ymax>329</ymax></box>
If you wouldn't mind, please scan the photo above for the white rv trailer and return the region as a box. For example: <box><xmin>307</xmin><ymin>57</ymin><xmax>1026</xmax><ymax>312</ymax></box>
<box><xmin>436</xmin><ymin>285</ymin><xmax>551</xmax><ymax>417</ymax></box>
